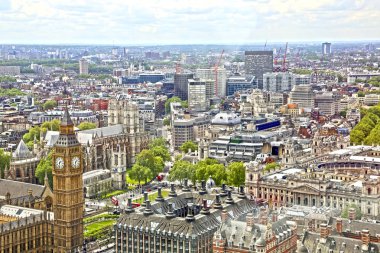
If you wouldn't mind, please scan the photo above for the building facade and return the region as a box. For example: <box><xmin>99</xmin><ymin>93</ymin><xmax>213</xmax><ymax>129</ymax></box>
<box><xmin>188</xmin><ymin>78</ymin><xmax>214</xmax><ymax>112</ymax></box>
<box><xmin>79</xmin><ymin>58</ymin><xmax>89</xmax><ymax>75</ymax></box>
<box><xmin>245</xmin><ymin>51</ymin><xmax>273</xmax><ymax>89</ymax></box>
<box><xmin>288</xmin><ymin>84</ymin><xmax>314</xmax><ymax>109</ymax></box>
<box><xmin>196</xmin><ymin>68</ymin><xmax>227</xmax><ymax>97</ymax></box>
<box><xmin>174</xmin><ymin>73</ymin><xmax>194</xmax><ymax>101</ymax></box>
<box><xmin>263</xmin><ymin>72</ymin><xmax>310</xmax><ymax>92</ymax></box>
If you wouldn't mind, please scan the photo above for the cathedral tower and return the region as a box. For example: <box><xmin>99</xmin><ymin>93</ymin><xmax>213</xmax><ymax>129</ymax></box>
<box><xmin>52</xmin><ymin>109</ymin><xmax>84</xmax><ymax>253</ymax></box>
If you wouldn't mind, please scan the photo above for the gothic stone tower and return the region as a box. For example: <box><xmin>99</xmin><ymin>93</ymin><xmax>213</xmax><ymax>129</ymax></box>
<box><xmin>52</xmin><ymin>109</ymin><xmax>84</xmax><ymax>253</ymax></box>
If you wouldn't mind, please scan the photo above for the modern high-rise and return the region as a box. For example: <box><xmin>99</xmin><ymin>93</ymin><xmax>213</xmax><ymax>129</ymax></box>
<box><xmin>79</xmin><ymin>58</ymin><xmax>89</xmax><ymax>75</ymax></box>
<box><xmin>196</xmin><ymin>68</ymin><xmax>227</xmax><ymax>97</ymax></box>
<box><xmin>187</xmin><ymin>78</ymin><xmax>214</xmax><ymax>111</ymax></box>
<box><xmin>322</xmin><ymin>42</ymin><xmax>332</xmax><ymax>55</ymax></box>
<box><xmin>289</xmin><ymin>84</ymin><xmax>314</xmax><ymax>109</ymax></box>
<box><xmin>263</xmin><ymin>72</ymin><xmax>311</xmax><ymax>92</ymax></box>
<box><xmin>226</xmin><ymin>76</ymin><xmax>256</xmax><ymax>96</ymax></box>
<box><xmin>244</xmin><ymin>51</ymin><xmax>273</xmax><ymax>89</ymax></box>
<box><xmin>174</xmin><ymin>73</ymin><xmax>193</xmax><ymax>100</ymax></box>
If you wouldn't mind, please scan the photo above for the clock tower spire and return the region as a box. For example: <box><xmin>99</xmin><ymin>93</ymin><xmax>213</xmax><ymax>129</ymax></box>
<box><xmin>53</xmin><ymin>107</ymin><xmax>84</xmax><ymax>253</ymax></box>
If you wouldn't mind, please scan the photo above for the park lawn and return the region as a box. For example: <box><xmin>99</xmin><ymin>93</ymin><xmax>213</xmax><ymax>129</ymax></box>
<box><xmin>134</xmin><ymin>190</ymin><xmax>169</xmax><ymax>204</ymax></box>
<box><xmin>101</xmin><ymin>189</ymin><xmax>128</xmax><ymax>199</ymax></box>
<box><xmin>84</xmin><ymin>213</ymin><xmax>119</xmax><ymax>224</ymax></box>
<box><xmin>84</xmin><ymin>219</ymin><xmax>116</xmax><ymax>240</ymax></box>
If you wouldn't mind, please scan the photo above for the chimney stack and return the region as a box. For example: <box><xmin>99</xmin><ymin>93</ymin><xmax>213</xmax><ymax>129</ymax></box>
<box><xmin>125</xmin><ymin>198</ymin><xmax>134</xmax><ymax>213</ymax></box>
<box><xmin>361</xmin><ymin>229</ymin><xmax>370</xmax><ymax>252</ymax></box>
<box><xmin>336</xmin><ymin>218</ymin><xmax>342</xmax><ymax>234</ymax></box>
<box><xmin>213</xmin><ymin>194</ymin><xmax>223</xmax><ymax>209</ymax></box>
<box><xmin>183</xmin><ymin>178</ymin><xmax>190</xmax><ymax>192</ymax></box>
<box><xmin>220</xmin><ymin>184</ymin><xmax>227</xmax><ymax>197</ymax></box>
<box><xmin>200</xmin><ymin>199</ymin><xmax>210</xmax><ymax>215</ymax></box>
<box><xmin>246</xmin><ymin>212</ymin><xmax>254</xmax><ymax>231</ymax></box>
<box><xmin>169</xmin><ymin>184</ymin><xmax>177</xmax><ymax>197</ymax></box>
<box><xmin>199</xmin><ymin>180</ymin><xmax>207</xmax><ymax>195</ymax></box>
<box><xmin>320</xmin><ymin>223</ymin><xmax>328</xmax><ymax>243</ymax></box>
<box><xmin>221</xmin><ymin>209</ymin><xmax>228</xmax><ymax>222</ymax></box>
<box><xmin>156</xmin><ymin>187</ymin><xmax>164</xmax><ymax>202</ymax></box>
<box><xmin>141</xmin><ymin>192</ymin><xmax>148</xmax><ymax>207</ymax></box>
<box><xmin>143</xmin><ymin>200</ymin><xmax>154</xmax><ymax>216</ymax></box>
<box><xmin>225</xmin><ymin>190</ymin><xmax>234</xmax><ymax>204</ymax></box>
<box><xmin>165</xmin><ymin>204</ymin><xmax>176</xmax><ymax>219</ymax></box>
<box><xmin>238</xmin><ymin>185</ymin><xmax>246</xmax><ymax>199</ymax></box>
<box><xmin>348</xmin><ymin>208</ymin><xmax>356</xmax><ymax>221</ymax></box>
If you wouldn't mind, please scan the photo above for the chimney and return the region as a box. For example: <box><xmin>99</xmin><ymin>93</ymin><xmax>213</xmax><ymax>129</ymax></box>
<box><xmin>213</xmin><ymin>194</ymin><xmax>223</xmax><ymax>209</ymax></box>
<box><xmin>156</xmin><ymin>187</ymin><xmax>164</xmax><ymax>202</ymax></box>
<box><xmin>165</xmin><ymin>204</ymin><xmax>176</xmax><ymax>219</ymax></box>
<box><xmin>28</xmin><ymin>189</ymin><xmax>33</xmax><ymax>196</ymax></box>
<box><xmin>271</xmin><ymin>212</ymin><xmax>278</xmax><ymax>222</ymax></box>
<box><xmin>182</xmin><ymin>178</ymin><xmax>190</xmax><ymax>192</ymax></box>
<box><xmin>238</xmin><ymin>186</ymin><xmax>246</xmax><ymax>199</ymax></box>
<box><xmin>246</xmin><ymin>213</ymin><xmax>254</xmax><ymax>229</ymax></box>
<box><xmin>143</xmin><ymin>200</ymin><xmax>154</xmax><ymax>216</ymax></box>
<box><xmin>125</xmin><ymin>198</ymin><xmax>134</xmax><ymax>213</ymax></box>
<box><xmin>200</xmin><ymin>199</ymin><xmax>210</xmax><ymax>215</ymax></box>
<box><xmin>169</xmin><ymin>184</ymin><xmax>177</xmax><ymax>197</ymax></box>
<box><xmin>320</xmin><ymin>223</ymin><xmax>328</xmax><ymax>243</ymax></box>
<box><xmin>199</xmin><ymin>180</ymin><xmax>207</xmax><ymax>195</ymax></box>
<box><xmin>225</xmin><ymin>190</ymin><xmax>234</xmax><ymax>204</ymax></box>
<box><xmin>221</xmin><ymin>210</ymin><xmax>228</xmax><ymax>222</ymax></box>
<box><xmin>141</xmin><ymin>192</ymin><xmax>148</xmax><ymax>207</ymax></box>
<box><xmin>185</xmin><ymin>204</ymin><xmax>195</xmax><ymax>222</ymax></box>
<box><xmin>336</xmin><ymin>218</ymin><xmax>343</xmax><ymax>234</ymax></box>
<box><xmin>348</xmin><ymin>208</ymin><xmax>356</xmax><ymax>221</ymax></box>
<box><xmin>361</xmin><ymin>229</ymin><xmax>370</xmax><ymax>252</ymax></box>
<box><xmin>220</xmin><ymin>183</ymin><xmax>227</xmax><ymax>197</ymax></box>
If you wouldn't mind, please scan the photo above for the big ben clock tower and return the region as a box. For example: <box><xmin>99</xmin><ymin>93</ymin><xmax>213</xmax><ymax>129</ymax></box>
<box><xmin>53</xmin><ymin>108</ymin><xmax>84</xmax><ymax>253</ymax></box>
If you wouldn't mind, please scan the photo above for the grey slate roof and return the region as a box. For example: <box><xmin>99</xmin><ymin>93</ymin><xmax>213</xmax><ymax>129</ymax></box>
<box><xmin>0</xmin><ymin>179</ymin><xmax>45</xmax><ymax>198</ymax></box>
<box><xmin>13</xmin><ymin>140</ymin><xmax>32</xmax><ymax>159</ymax></box>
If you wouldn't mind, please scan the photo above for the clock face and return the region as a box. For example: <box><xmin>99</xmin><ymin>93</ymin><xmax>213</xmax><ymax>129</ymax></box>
<box><xmin>71</xmin><ymin>156</ymin><xmax>80</xmax><ymax>169</ymax></box>
<box><xmin>55</xmin><ymin>157</ymin><xmax>64</xmax><ymax>169</ymax></box>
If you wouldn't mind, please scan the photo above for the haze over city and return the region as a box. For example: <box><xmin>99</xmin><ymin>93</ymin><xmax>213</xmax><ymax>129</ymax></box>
<box><xmin>0</xmin><ymin>0</ymin><xmax>379</xmax><ymax>45</ymax></box>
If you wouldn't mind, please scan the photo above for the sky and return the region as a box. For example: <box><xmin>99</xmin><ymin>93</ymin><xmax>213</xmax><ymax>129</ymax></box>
<box><xmin>0</xmin><ymin>0</ymin><xmax>379</xmax><ymax>45</ymax></box>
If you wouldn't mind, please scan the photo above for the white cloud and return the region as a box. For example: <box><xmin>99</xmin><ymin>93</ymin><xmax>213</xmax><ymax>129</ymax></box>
<box><xmin>0</xmin><ymin>0</ymin><xmax>378</xmax><ymax>44</ymax></box>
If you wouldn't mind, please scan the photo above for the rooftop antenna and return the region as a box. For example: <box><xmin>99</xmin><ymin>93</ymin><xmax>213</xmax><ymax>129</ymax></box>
<box><xmin>263</xmin><ymin>40</ymin><xmax>267</xmax><ymax>50</ymax></box>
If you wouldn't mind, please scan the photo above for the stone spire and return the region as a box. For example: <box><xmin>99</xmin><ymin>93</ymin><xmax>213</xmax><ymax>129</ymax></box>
<box><xmin>60</xmin><ymin>107</ymin><xmax>73</xmax><ymax>127</ymax></box>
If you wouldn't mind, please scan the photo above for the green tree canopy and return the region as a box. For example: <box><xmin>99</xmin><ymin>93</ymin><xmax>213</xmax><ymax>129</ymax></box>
<box><xmin>78</xmin><ymin>122</ymin><xmax>97</xmax><ymax>130</ymax></box>
<box><xmin>168</xmin><ymin>160</ymin><xmax>195</xmax><ymax>185</ymax></box>
<box><xmin>43</xmin><ymin>100</ymin><xmax>57</xmax><ymax>110</ymax></box>
<box><xmin>264</xmin><ymin>162</ymin><xmax>279</xmax><ymax>172</ymax></box>
<box><xmin>149</xmin><ymin>137</ymin><xmax>167</xmax><ymax>149</ymax></box>
<box><xmin>341</xmin><ymin>204</ymin><xmax>362</xmax><ymax>220</ymax></box>
<box><xmin>135</xmin><ymin>149</ymin><xmax>164</xmax><ymax>176</ymax></box>
<box><xmin>128</xmin><ymin>164</ymin><xmax>152</xmax><ymax>186</ymax></box>
<box><xmin>35</xmin><ymin>151</ymin><xmax>53</xmax><ymax>188</ymax></box>
<box><xmin>41</xmin><ymin>119</ymin><xmax>60</xmax><ymax>131</ymax></box>
<box><xmin>180</xmin><ymin>141</ymin><xmax>198</xmax><ymax>153</ymax></box>
<box><xmin>165</xmin><ymin>96</ymin><xmax>182</xmax><ymax>114</ymax></box>
<box><xmin>226</xmin><ymin>162</ymin><xmax>246</xmax><ymax>186</ymax></box>
<box><xmin>163</xmin><ymin>118</ymin><xmax>170</xmax><ymax>126</ymax></box>
<box><xmin>0</xmin><ymin>149</ymin><xmax>11</xmax><ymax>178</ymax></box>
<box><xmin>151</xmin><ymin>146</ymin><xmax>170</xmax><ymax>162</ymax></box>
<box><xmin>195</xmin><ymin>158</ymin><xmax>226</xmax><ymax>186</ymax></box>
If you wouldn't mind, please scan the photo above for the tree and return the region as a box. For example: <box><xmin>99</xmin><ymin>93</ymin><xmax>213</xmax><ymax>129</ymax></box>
<box><xmin>0</xmin><ymin>149</ymin><xmax>11</xmax><ymax>178</ymax></box>
<box><xmin>35</xmin><ymin>151</ymin><xmax>53</xmax><ymax>188</ymax></box>
<box><xmin>195</xmin><ymin>158</ymin><xmax>225</xmax><ymax>185</ymax></box>
<box><xmin>163</xmin><ymin>118</ymin><xmax>170</xmax><ymax>126</ymax></box>
<box><xmin>41</xmin><ymin>119</ymin><xmax>60</xmax><ymax>131</ymax></box>
<box><xmin>165</xmin><ymin>96</ymin><xmax>182</xmax><ymax>114</ymax></box>
<box><xmin>128</xmin><ymin>164</ymin><xmax>151</xmax><ymax>186</ymax></box>
<box><xmin>43</xmin><ymin>100</ymin><xmax>57</xmax><ymax>110</ymax></box>
<box><xmin>264</xmin><ymin>162</ymin><xmax>278</xmax><ymax>172</ymax></box>
<box><xmin>149</xmin><ymin>137</ymin><xmax>167</xmax><ymax>149</ymax></box>
<box><xmin>341</xmin><ymin>204</ymin><xmax>362</xmax><ymax>220</ymax></box>
<box><xmin>350</xmin><ymin>129</ymin><xmax>366</xmax><ymax>145</ymax></box>
<box><xmin>227</xmin><ymin>162</ymin><xmax>246</xmax><ymax>186</ymax></box>
<box><xmin>339</xmin><ymin>110</ymin><xmax>347</xmax><ymax>118</ymax></box>
<box><xmin>151</xmin><ymin>146</ymin><xmax>170</xmax><ymax>162</ymax></box>
<box><xmin>357</xmin><ymin>91</ymin><xmax>365</xmax><ymax>97</ymax></box>
<box><xmin>180</xmin><ymin>141</ymin><xmax>198</xmax><ymax>153</ymax></box>
<box><xmin>135</xmin><ymin>149</ymin><xmax>164</xmax><ymax>176</ymax></box>
<box><xmin>168</xmin><ymin>160</ymin><xmax>194</xmax><ymax>184</ymax></box>
<box><xmin>78</xmin><ymin>122</ymin><xmax>97</xmax><ymax>130</ymax></box>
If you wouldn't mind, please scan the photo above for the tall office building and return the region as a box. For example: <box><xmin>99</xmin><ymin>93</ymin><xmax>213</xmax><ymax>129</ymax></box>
<box><xmin>79</xmin><ymin>58</ymin><xmax>89</xmax><ymax>75</ymax></box>
<box><xmin>289</xmin><ymin>84</ymin><xmax>314</xmax><ymax>109</ymax></box>
<box><xmin>322</xmin><ymin>42</ymin><xmax>332</xmax><ymax>55</ymax></box>
<box><xmin>174</xmin><ymin>73</ymin><xmax>193</xmax><ymax>100</ymax></box>
<box><xmin>244</xmin><ymin>51</ymin><xmax>273</xmax><ymax>89</ymax></box>
<box><xmin>263</xmin><ymin>72</ymin><xmax>311</xmax><ymax>92</ymax></box>
<box><xmin>188</xmin><ymin>78</ymin><xmax>214</xmax><ymax>111</ymax></box>
<box><xmin>315</xmin><ymin>92</ymin><xmax>340</xmax><ymax>115</ymax></box>
<box><xmin>196</xmin><ymin>68</ymin><xmax>227</xmax><ymax>97</ymax></box>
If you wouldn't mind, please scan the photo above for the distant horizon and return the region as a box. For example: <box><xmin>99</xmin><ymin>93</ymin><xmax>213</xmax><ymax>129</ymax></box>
<box><xmin>1</xmin><ymin>39</ymin><xmax>380</xmax><ymax>48</ymax></box>
<box><xmin>0</xmin><ymin>0</ymin><xmax>379</xmax><ymax>45</ymax></box>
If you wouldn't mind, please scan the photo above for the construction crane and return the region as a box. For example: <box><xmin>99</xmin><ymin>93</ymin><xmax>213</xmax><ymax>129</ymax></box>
<box><xmin>282</xmin><ymin>42</ymin><xmax>288</xmax><ymax>72</ymax></box>
<box><xmin>214</xmin><ymin>49</ymin><xmax>224</xmax><ymax>96</ymax></box>
<box><xmin>274</xmin><ymin>47</ymin><xmax>282</xmax><ymax>72</ymax></box>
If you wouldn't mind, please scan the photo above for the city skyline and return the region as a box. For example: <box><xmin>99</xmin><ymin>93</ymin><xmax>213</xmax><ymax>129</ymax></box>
<box><xmin>0</xmin><ymin>0</ymin><xmax>379</xmax><ymax>45</ymax></box>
